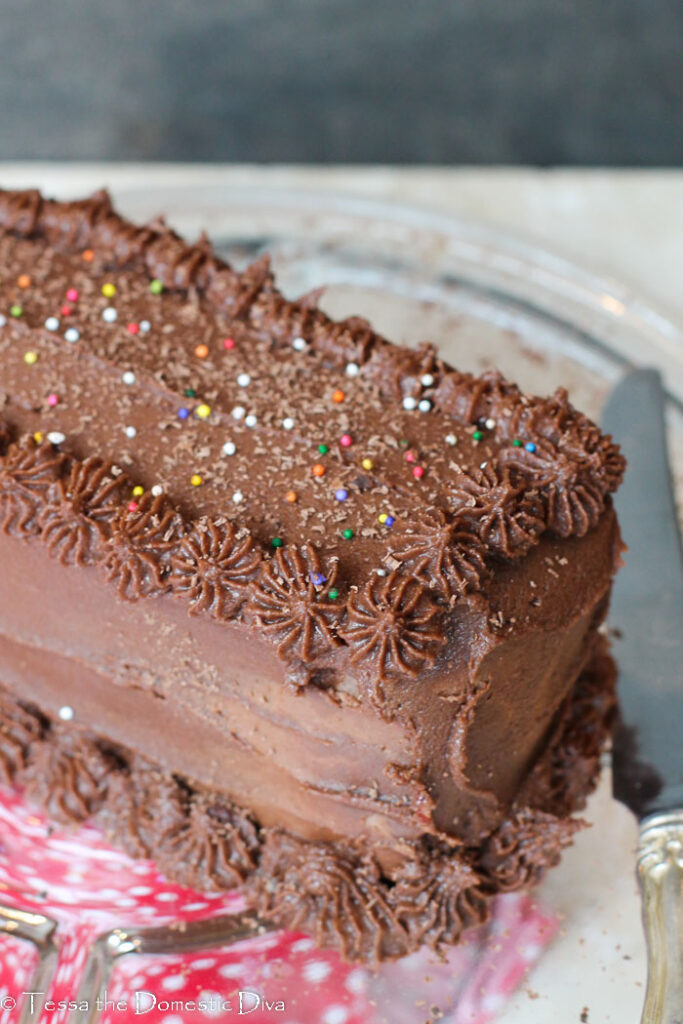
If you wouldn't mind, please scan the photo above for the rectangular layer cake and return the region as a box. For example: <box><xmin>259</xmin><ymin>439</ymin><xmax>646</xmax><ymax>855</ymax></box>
<box><xmin>0</xmin><ymin>189</ymin><xmax>624</xmax><ymax>961</ymax></box>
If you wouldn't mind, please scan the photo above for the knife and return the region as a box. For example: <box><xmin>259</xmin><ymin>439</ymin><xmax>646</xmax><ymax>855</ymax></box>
<box><xmin>602</xmin><ymin>368</ymin><xmax>683</xmax><ymax>1024</ymax></box>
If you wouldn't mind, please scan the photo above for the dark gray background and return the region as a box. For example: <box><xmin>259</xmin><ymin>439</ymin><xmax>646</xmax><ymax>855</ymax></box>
<box><xmin>2</xmin><ymin>0</ymin><xmax>682</xmax><ymax>164</ymax></box>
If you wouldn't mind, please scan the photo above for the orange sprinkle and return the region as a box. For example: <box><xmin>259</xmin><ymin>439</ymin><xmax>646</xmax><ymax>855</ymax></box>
<box><xmin>332</xmin><ymin>389</ymin><xmax>345</xmax><ymax>403</ymax></box>
<box><xmin>285</xmin><ymin>490</ymin><xmax>298</xmax><ymax>503</ymax></box>
<box><xmin>312</xmin><ymin>463</ymin><xmax>326</xmax><ymax>477</ymax></box>
<box><xmin>17</xmin><ymin>274</ymin><xmax>31</xmax><ymax>288</ymax></box>
<box><xmin>82</xmin><ymin>249</ymin><xmax>95</xmax><ymax>262</ymax></box>
<box><xmin>195</xmin><ymin>343</ymin><xmax>210</xmax><ymax>359</ymax></box>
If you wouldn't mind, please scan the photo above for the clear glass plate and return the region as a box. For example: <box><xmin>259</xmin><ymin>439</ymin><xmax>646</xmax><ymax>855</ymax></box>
<box><xmin>5</xmin><ymin>183</ymin><xmax>679</xmax><ymax>1023</ymax></box>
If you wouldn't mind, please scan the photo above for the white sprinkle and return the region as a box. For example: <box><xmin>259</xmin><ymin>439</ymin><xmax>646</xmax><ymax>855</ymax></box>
<box><xmin>222</xmin><ymin>441</ymin><xmax>237</xmax><ymax>456</ymax></box>
<box><xmin>151</xmin><ymin>485</ymin><xmax>163</xmax><ymax>496</ymax></box>
<box><xmin>345</xmin><ymin>362</ymin><xmax>360</xmax><ymax>377</ymax></box>
<box><xmin>124</xmin><ymin>426</ymin><xmax>137</xmax><ymax>439</ymax></box>
<box><xmin>245</xmin><ymin>414</ymin><xmax>258</xmax><ymax>428</ymax></box>
<box><xmin>64</xmin><ymin>327</ymin><xmax>80</xmax><ymax>343</ymax></box>
<box><xmin>402</xmin><ymin>396</ymin><xmax>417</xmax><ymax>411</ymax></box>
<box><xmin>282</xmin><ymin>417</ymin><xmax>295</xmax><ymax>430</ymax></box>
<box><xmin>418</xmin><ymin>398</ymin><xmax>432</xmax><ymax>412</ymax></box>
<box><xmin>102</xmin><ymin>306</ymin><xmax>118</xmax><ymax>323</ymax></box>
<box><xmin>122</xmin><ymin>371</ymin><xmax>136</xmax><ymax>386</ymax></box>
<box><xmin>58</xmin><ymin>705</ymin><xmax>74</xmax><ymax>721</ymax></box>
<box><xmin>139</xmin><ymin>319</ymin><xmax>151</xmax><ymax>333</ymax></box>
<box><xmin>232</xmin><ymin>405</ymin><xmax>246</xmax><ymax>420</ymax></box>
<box><xmin>292</xmin><ymin>336</ymin><xmax>307</xmax><ymax>351</ymax></box>
<box><xmin>480</xmin><ymin>461</ymin><xmax>488</xmax><ymax>469</ymax></box>
<box><xmin>375</xmin><ymin>568</ymin><xmax>388</xmax><ymax>577</ymax></box>
<box><xmin>232</xmin><ymin>490</ymin><xmax>244</xmax><ymax>504</ymax></box>
<box><xmin>0</xmin><ymin>315</ymin><xmax>6</xmax><ymax>327</ymax></box>
<box><xmin>47</xmin><ymin>431</ymin><xmax>66</xmax><ymax>445</ymax></box>
<box><xmin>44</xmin><ymin>316</ymin><xmax>59</xmax><ymax>331</ymax></box>
<box><xmin>485</xmin><ymin>417</ymin><xmax>496</xmax><ymax>429</ymax></box>
<box><xmin>421</xmin><ymin>373</ymin><xmax>435</xmax><ymax>387</ymax></box>
<box><xmin>237</xmin><ymin>372</ymin><xmax>251</xmax><ymax>388</ymax></box>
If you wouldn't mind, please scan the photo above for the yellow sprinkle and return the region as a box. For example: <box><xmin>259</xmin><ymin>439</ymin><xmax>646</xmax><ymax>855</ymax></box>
<box><xmin>101</xmin><ymin>282</ymin><xmax>116</xmax><ymax>298</ymax></box>
<box><xmin>378</xmin><ymin>513</ymin><xmax>388</xmax><ymax>524</ymax></box>
<box><xmin>23</xmin><ymin>350</ymin><xmax>38</xmax><ymax>365</ymax></box>
<box><xmin>33</xmin><ymin>431</ymin><xmax>44</xmax><ymax>443</ymax></box>
<box><xmin>361</xmin><ymin>458</ymin><xmax>373</xmax><ymax>470</ymax></box>
<box><xmin>190</xmin><ymin>474</ymin><xmax>203</xmax><ymax>487</ymax></box>
<box><xmin>132</xmin><ymin>485</ymin><xmax>144</xmax><ymax>498</ymax></box>
<box><xmin>196</xmin><ymin>403</ymin><xmax>211</xmax><ymax>420</ymax></box>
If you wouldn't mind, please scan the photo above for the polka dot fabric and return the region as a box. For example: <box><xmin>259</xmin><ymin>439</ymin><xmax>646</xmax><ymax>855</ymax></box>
<box><xmin>0</xmin><ymin>787</ymin><xmax>557</xmax><ymax>1023</ymax></box>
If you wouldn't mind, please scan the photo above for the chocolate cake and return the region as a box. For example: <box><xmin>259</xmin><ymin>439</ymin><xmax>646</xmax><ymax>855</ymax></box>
<box><xmin>0</xmin><ymin>189</ymin><xmax>625</xmax><ymax>962</ymax></box>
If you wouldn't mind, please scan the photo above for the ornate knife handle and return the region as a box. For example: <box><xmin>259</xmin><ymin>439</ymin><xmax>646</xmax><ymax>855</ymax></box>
<box><xmin>638</xmin><ymin>811</ymin><xmax>683</xmax><ymax>1024</ymax></box>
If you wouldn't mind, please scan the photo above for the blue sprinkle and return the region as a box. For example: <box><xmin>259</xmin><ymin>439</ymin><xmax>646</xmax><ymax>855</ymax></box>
<box><xmin>310</xmin><ymin>572</ymin><xmax>326</xmax><ymax>586</ymax></box>
<box><xmin>524</xmin><ymin>442</ymin><xmax>537</xmax><ymax>453</ymax></box>
<box><xmin>385</xmin><ymin>515</ymin><xmax>395</xmax><ymax>527</ymax></box>
<box><xmin>335</xmin><ymin>488</ymin><xmax>348</xmax><ymax>502</ymax></box>
<box><xmin>178</xmin><ymin>407</ymin><xmax>190</xmax><ymax>420</ymax></box>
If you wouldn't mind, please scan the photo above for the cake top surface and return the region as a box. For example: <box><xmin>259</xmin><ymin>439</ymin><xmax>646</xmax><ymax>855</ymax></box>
<box><xmin>0</xmin><ymin>189</ymin><xmax>625</xmax><ymax>684</ymax></box>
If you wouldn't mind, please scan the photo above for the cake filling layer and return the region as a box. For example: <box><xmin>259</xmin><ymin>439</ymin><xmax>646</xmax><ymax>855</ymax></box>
<box><xmin>0</xmin><ymin>502</ymin><xmax>620</xmax><ymax>846</ymax></box>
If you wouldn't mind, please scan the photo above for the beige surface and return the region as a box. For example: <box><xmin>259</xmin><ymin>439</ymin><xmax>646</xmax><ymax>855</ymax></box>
<box><xmin>0</xmin><ymin>162</ymin><xmax>671</xmax><ymax>1022</ymax></box>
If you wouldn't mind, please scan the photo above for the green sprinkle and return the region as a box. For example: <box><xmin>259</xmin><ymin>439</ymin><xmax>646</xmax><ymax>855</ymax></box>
<box><xmin>472</xmin><ymin>430</ymin><xmax>484</xmax><ymax>441</ymax></box>
<box><xmin>342</xmin><ymin>528</ymin><xmax>354</xmax><ymax>540</ymax></box>
<box><xmin>512</xmin><ymin>438</ymin><xmax>523</xmax><ymax>447</ymax></box>
<box><xmin>318</xmin><ymin>444</ymin><xmax>329</xmax><ymax>455</ymax></box>
<box><xmin>398</xmin><ymin>439</ymin><xmax>409</xmax><ymax>448</ymax></box>
<box><xmin>328</xmin><ymin>588</ymin><xmax>339</xmax><ymax>600</ymax></box>
<box><xmin>272</xmin><ymin>537</ymin><xmax>283</xmax><ymax>548</ymax></box>
<box><xmin>9</xmin><ymin>305</ymin><xmax>22</xmax><ymax>318</ymax></box>
<box><xmin>150</xmin><ymin>279</ymin><xmax>164</xmax><ymax>295</ymax></box>
<box><xmin>184</xmin><ymin>388</ymin><xmax>196</xmax><ymax>398</ymax></box>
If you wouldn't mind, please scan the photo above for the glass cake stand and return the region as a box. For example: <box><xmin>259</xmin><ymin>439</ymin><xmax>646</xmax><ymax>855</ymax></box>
<box><xmin>2</xmin><ymin>183</ymin><xmax>682</xmax><ymax>1024</ymax></box>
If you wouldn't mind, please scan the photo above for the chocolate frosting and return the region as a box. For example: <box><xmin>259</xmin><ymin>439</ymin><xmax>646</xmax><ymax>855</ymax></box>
<box><xmin>0</xmin><ymin>188</ymin><xmax>625</xmax><ymax>691</ymax></box>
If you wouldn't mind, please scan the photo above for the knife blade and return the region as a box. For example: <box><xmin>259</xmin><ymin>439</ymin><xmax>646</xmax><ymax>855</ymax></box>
<box><xmin>602</xmin><ymin>368</ymin><xmax>683</xmax><ymax>818</ymax></box>
<box><xmin>602</xmin><ymin>367</ymin><xmax>683</xmax><ymax>1024</ymax></box>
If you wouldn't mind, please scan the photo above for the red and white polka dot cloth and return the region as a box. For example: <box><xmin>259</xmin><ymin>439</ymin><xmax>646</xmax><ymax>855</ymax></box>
<box><xmin>0</xmin><ymin>787</ymin><xmax>557</xmax><ymax>1024</ymax></box>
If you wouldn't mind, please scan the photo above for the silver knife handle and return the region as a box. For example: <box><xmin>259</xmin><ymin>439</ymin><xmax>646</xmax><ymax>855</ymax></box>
<box><xmin>637</xmin><ymin>811</ymin><xmax>683</xmax><ymax>1024</ymax></box>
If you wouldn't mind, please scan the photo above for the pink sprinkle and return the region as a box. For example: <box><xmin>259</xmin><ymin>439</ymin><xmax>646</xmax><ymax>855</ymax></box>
<box><xmin>127</xmin><ymin>501</ymin><xmax>138</xmax><ymax>512</ymax></box>
<box><xmin>413</xmin><ymin>466</ymin><xmax>424</xmax><ymax>479</ymax></box>
<box><xmin>127</xmin><ymin>323</ymin><xmax>139</xmax><ymax>335</ymax></box>
<box><xmin>61</xmin><ymin>304</ymin><xmax>73</xmax><ymax>317</ymax></box>
<box><xmin>47</xmin><ymin>393</ymin><xmax>59</xmax><ymax>407</ymax></box>
<box><xmin>339</xmin><ymin>434</ymin><xmax>353</xmax><ymax>448</ymax></box>
<box><xmin>223</xmin><ymin>338</ymin><xmax>235</xmax><ymax>350</ymax></box>
<box><xmin>66</xmin><ymin>288</ymin><xmax>79</xmax><ymax>303</ymax></box>
<box><xmin>405</xmin><ymin>451</ymin><xmax>416</xmax><ymax>463</ymax></box>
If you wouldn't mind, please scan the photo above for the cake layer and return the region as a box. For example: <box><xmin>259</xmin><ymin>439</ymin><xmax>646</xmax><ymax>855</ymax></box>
<box><xmin>0</xmin><ymin>492</ymin><xmax>619</xmax><ymax>847</ymax></box>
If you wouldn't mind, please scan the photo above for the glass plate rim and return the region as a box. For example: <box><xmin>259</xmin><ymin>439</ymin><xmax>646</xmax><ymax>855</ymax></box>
<box><xmin>116</xmin><ymin>181</ymin><xmax>683</xmax><ymax>408</ymax></box>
